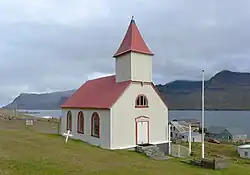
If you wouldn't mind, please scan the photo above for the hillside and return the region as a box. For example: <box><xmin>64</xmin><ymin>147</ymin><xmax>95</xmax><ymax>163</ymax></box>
<box><xmin>4</xmin><ymin>70</ymin><xmax>250</xmax><ymax>110</ymax></box>
<box><xmin>159</xmin><ymin>70</ymin><xmax>250</xmax><ymax>110</ymax></box>
<box><xmin>4</xmin><ymin>90</ymin><xmax>75</xmax><ymax>110</ymax></box>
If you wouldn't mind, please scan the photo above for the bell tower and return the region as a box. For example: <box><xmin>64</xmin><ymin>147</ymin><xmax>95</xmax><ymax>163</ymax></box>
<box><xmin>113</xmin><ymin>17</ymin><xmax>154</xmax><ymax>83</ymax></box>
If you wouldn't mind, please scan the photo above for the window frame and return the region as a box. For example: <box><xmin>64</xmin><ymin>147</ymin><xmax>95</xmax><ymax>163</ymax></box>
<box><xmin>245</xmin><ymin>151</ymin><xmax>248</xmax><ymax>157</ymax></box>
<box><xmin>135</xmin><ymin>94</ymin><xmax>149</xmax><ymax>108</ymax></box>
<box><xmin>77</xmin><ymin>111</ymin><xmax>84</xmax><ymax>134</ymax></box>
<box><xmin>91</xmin><ymin>112</ymin><xmax>100</xmax><ymax>138</ymax></box>
<box><xmin>66</xmin><ymin>111</ymin><xmax>72</xmax><ymax>131</ymax></box>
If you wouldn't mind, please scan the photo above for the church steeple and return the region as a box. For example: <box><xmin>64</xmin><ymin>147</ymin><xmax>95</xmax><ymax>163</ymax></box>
<box><xmin>114</xmin><ymin>17</ymin><xmax>153</xmax><ymax>83</ymax></box>
<box><xmin>113</xmin><ymin>17</ymin><xmax>153</xmax><ymax>57</ymax></box>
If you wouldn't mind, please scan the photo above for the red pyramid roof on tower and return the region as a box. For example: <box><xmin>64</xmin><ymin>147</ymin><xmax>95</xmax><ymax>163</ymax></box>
<box><xmin>113</xmin><ymin>17</ymin><xmax>154</xmax><ymax>57</ymax></box>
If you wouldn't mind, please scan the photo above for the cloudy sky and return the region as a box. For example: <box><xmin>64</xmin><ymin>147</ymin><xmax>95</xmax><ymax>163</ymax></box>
<box><xmin>0</xmin><ymin>0</ymin><xmax>250</xmax><ymax>105</ymax></box>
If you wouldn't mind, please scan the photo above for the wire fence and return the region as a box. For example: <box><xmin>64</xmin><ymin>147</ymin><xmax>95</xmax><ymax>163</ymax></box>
<box><xmin>171</xmin><ymin>144</ymin><xmax>189</xmax><ymax>157</ymax></box>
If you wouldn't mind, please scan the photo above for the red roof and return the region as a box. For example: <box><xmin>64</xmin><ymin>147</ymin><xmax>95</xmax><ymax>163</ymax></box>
<box><xmin>61</xmin><ymin>75</ymin><xmax>131</xmax><ymax>109</ymax></box>
<box><xmin>113</xmin><ymin>18</ymin><xmax>154</xmax><ymax>57</ymax></box>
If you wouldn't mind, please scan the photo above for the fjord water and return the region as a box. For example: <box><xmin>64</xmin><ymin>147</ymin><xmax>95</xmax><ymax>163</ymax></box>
<box><xmin>22</xmin><ymin>110</ymin><xmax>250</xmax><ymax>138</ymax></box>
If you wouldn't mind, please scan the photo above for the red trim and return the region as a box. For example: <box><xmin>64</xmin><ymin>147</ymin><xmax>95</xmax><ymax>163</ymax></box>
<box><xmin>135</xmin><ymin>105</ymin><xmax>149</xmax><ymax>108</ymax></box>
<box><xmin>147</xmin><ymin>120</ymin><xmax>150</xmax><ymax>143</ymax></box>
<box><xmin>135</xmin><ymin>116</ymin><xmax>149</xmax><ymax>145</ymax></box>
<box><xmin>135</xmin><ymin>121</ymin><xmax>138</xmax><ymax>145</ymax></box>
<box><xmin>77</xmin><ymin>111</ymin><xmax>84</xmax><ymax>134</ymax></box>
<box><xmin>66</xmin><ymin>111</ymin><xmax>72</xmax><ymax>131</ymax></box>
<box><xmin>62</xmin><ymin>107</ymin><xmax>109</xmax><ymax>110</ymax></box>
<box><xmin>91</xmin><ymin>112</ymin><xmax>100</xmax><ymax>138</ymax></box>
<box><xmin>113</xmin><ymin>49</ymin><xmax>154</xmax><ymax>58</ymax></box>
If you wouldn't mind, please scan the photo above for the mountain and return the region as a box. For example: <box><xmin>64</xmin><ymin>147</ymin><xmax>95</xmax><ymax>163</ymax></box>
<box><xmin>158</xmin><ymin>70</ymin><xmax>250</xmax><ymax>110</ymax></box>
<box><xmin>4</xmin><ymin>90</ymin><xmax>76</xmax><ymax>110</ymax></box>
<box><xmin>3</xmin><ymin>70</ymin><xmax>250</xmax><ymax>110</ymax></box>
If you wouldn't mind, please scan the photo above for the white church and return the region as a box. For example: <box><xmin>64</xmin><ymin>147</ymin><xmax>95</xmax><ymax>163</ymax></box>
<box><xmin>61</xmin><ymin>18</ymin><xmax>169</xmax><ymax>152</ymax></box>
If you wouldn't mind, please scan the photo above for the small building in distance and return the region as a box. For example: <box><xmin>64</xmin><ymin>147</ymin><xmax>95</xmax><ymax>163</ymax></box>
<box><xmin>169</xmin><ymin>121</ymin><xmax>189</xmax><ymax>139</ymax></box>
<box><xmin>179</xmin><ymin>131</ymin><xmax>202</xmax><ymax>143</ymax></box>
<box><xmin>237</xmin><ymin>144</ymin><xmax>250</xmax><ymax>159</ymax></box>
<box><xmin>206</xmin><ymin>126</ymin><xmax>247</xmax><ymax>143</ymax></box>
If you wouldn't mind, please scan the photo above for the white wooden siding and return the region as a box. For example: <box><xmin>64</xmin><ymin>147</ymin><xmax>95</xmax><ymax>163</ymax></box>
<box><xmin>61</xmin><ymin>109</ymin><xmax>110</xmax><ymax>149</ymax></box>
<box><xmin>111</xmin><ymin>82</ymin><xmax>168</xmax><ymax>149</ymax></box>
<box><xmin>115</xmin><ymin>52</ymin><xmax>152</xmax><ymax>83</ymax></box>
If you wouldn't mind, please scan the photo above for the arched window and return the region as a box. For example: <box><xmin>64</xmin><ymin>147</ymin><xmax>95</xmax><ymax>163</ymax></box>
<box><xmin>91</xmin><ymin>112</ymin><xmax>100</xmax><ymax>138</ymax></box>
<box><xmin>135</xmin><ymin>94</ymin><xmax>148</xmax><ymax>108</ymax></box>
<box><xmin>77</xmin><ymin>111</ymin><xmax>84</xmax><ymax>134</ymax></box>
<box><xmin>66</xmin><ymin>111</ymin><xmax>72</xmax><ymax>131</ymax></box>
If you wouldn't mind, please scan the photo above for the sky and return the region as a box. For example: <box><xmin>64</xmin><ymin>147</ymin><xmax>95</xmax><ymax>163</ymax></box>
<box><xmin>1</xmin><ymin>0</ymin><xmax>250</xmax><ymax>106</ymax></box>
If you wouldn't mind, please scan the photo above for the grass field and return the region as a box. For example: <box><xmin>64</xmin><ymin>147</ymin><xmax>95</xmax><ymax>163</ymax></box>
<box><xmin>1</xmin><ymin>131</ymin><xmax>250</xmax><ymax>175</ymax></box>
<box><xmin>1</xmin><ymin>109</ymin><xmax>250</xmax><ymax>175</ymax></box>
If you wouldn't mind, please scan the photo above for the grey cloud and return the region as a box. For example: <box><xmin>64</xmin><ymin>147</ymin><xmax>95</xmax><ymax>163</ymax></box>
<box><xmin>1</xmin><ymin>0</ymin><xmax>250</xmax><ymax>105</ymax></box>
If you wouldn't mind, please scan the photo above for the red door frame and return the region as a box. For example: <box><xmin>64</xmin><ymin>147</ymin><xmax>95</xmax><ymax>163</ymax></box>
<box><xmin>135</xmin><ymin>116</ymin><xmax>150</xmax><ymax>145</ymax></box>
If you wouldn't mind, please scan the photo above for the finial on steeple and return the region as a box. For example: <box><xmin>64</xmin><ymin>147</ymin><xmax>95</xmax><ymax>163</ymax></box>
<box><xmin>131</xmin><ymin>16</ymin><xmax>135</xmax><ymax>23</ymax></box>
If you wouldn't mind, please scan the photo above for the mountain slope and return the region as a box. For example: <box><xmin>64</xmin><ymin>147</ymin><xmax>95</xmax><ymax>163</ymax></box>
<box><xmin>4</xmin><ymin>90</ymin><xmax>75</xmax><ymax>110</ymax></box>
<box><xmin>3</xmin><ymin>70</ymin><xmax>250</xmax><ymax>110</ymax></box>
<box><xmin>159</xmin><ymin>70</ymin><xmax>250</xmax><ymax>110</ymax></box>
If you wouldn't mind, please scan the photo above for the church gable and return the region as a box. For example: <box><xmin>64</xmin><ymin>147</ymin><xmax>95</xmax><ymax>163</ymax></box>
<box><xmin>110</xmin><ymin>82</ymin><xmax>168</xmax><ymax>148</ymax></box>
<box><xmin>111</xmin><ymin>82</ymin><xmax>167</xmax><ymax>111</ymax></box>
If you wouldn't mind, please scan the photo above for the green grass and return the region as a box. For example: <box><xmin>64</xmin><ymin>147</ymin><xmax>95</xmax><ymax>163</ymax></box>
<box><xmin>0</xmin><ymin>130</ymin><xmax>250</xmax><ymax>175</ymax></box>
<box><xmin>182</xmin><ymin>142</ymin><xmax>240</xmax><ymax>159</ymax></box>
<box><xmin>0</xmin><ymin>110</ymin><xmax>250</xmax><ymax>175</ymax></box>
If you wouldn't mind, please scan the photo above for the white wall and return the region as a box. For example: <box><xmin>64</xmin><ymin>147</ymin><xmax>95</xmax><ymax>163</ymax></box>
<box><xmin>111</xmin><ymin>82</ymin><xmax>168</xmax><ymax>149</ymax></box>
<box><xmin>115</xmin><ymin>52</ymin><xmax>152</xmax><ymax>83</ymax></box>
<box><xmin>233</xmin><ymin>135</ymin><xmax>248</xmax><ymax>142</ymax></box>
<box><xmin>115</xmin><ymin>53</ymin><xmax>131</xmax><ymax>83</ymax></box>
<box><xmin>238</xmin><ymin>149</ymin><xmax>250</xmax><ymax>159</ymax></box>
<box><xmin>181</xmin><ymin>134</ymin><xmax>202</xmax><ymax>143</ymax></box>
<box><xmin>61</xmin><ymin>108</ymin><xmax>111</xmax><ymax>149</ymax></box>
<box><xmin>131</xmin><ymin>52</ymin><xmax>152</xmax><ymax>82</ymax></box>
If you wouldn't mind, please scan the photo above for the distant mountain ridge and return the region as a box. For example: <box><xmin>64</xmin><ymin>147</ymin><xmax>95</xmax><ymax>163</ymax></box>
<box><xmin>4</xmin><ymin>90</ymin><xmax>76</xmax><ymax>110</ymax></box>
<box><xmin>4</xmin><ymin>70</ymin><xmax>250</xmax><ymax>110</ymax></box>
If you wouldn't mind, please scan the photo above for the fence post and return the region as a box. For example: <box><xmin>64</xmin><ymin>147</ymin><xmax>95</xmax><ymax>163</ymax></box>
<box><xmin>58</xmin><ymin>118</ymin><xmax>61</xmax><ymax>135</ymax></box>
<box><xmin>178</xmin><ymin>144</ymin><xmax>180</xmax><ymax>157</ymax></box>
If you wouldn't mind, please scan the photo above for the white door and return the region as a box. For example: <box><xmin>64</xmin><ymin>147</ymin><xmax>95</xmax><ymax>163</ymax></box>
<box><xmin>137</xmin><ymin>121</ymin><xmax>148</xmax><ymax>145</ymax></box>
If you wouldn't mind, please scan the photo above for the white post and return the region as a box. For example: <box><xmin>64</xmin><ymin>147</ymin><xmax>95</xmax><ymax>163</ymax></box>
<box><xmin>178</xmin><ymin>144</ymin><xmax>180</xmax><ymax>157</ymax></box>
<box><xmin>168</xmin><ymin>124</ymin><xmax>171</xmax><ymax>155</ymax></box>
<box><xmin>201</xmin><ymin>69</ymin><xmax>205</xmax><ymax>159</ymax></box>
<box><xmin>189</xmin><ymin>124</ymin><xmax>192</xmax><ymax>155</ymax></box>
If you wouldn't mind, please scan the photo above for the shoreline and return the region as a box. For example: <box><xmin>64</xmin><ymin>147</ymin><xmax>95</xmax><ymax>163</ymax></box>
<box><xmin>170</xmin><ymin>109</ymin><xmax>250</xmax><ymax>111</ymax></box>
<box><xmin>9</xmin><ymin>108</ymin><xmax>250</xmax><ymax>111</ymax></box>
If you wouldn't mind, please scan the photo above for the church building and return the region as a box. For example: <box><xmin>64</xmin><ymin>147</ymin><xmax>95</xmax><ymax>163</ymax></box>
<box><xmin>61</xmin><ymin>18</ymin><xmax>169</xmax><ymax>151</ymax></box>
